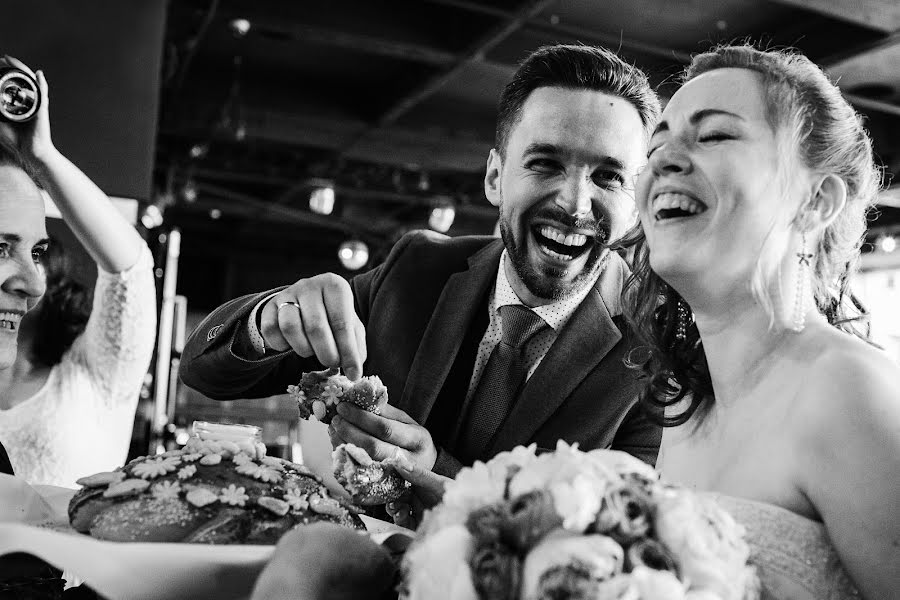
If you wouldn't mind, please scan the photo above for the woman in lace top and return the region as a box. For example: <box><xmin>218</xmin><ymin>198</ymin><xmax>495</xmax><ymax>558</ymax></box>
<box><xmin>0</xmin><ymin>66</ymin><xmax>156</xmax><ymax>488</ymax></box>
<box><xmin>625</xmin><ymin>45</ymin><xmax>900</xmax><ymax>598</ymax></box>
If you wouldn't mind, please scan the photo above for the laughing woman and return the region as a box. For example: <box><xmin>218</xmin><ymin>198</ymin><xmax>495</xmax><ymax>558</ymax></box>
<box><xmin>626</xmin><ymin>45</ymin><xmax>900</xmax><ymax>599</ymax></box>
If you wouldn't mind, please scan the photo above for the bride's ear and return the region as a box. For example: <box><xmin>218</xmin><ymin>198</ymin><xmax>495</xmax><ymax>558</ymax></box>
<box><xmin>796</xmin><ymin>173</ymin><xmax>847</xmax><ymax>232</ymax></box>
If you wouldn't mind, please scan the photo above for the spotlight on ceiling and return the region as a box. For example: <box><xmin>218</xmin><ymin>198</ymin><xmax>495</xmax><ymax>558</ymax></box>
<box><xmin>229</xmin><ymin>18</ymin><xmax>252</xmax><ymax>37</ymax></box>
<box><xmin>878</xmin><ymin>235</ymin><xmax>897</xmax><ymax>253</ymax></box>
<box><xmin>338</xmin><ymin>239</ymin><xmax>369</xmax><ymax>271</ymax></box>
<box><xmin>234</xmin><ymin>121</ymin><xmax>247</xmax><ymax>141</ymax></box>
<box><xmin>310</xmin><ymin>185</ymin><xmax>335</xmax><ymax>215</ymax></box>
<box><xmin>189</xmin><ymin>143</ymin><xmax>208</xmax><ymax>160</ymax></box>
<box><xmin>182</xmin><ymin>180</ymin><xmax>198</xmax><ymax>203</ymax></box>
<box><xmin>140</xmin><ymin>204</ymin><xmax>164</xmax><ymax>229</ymax></box>
<box><xmin>428</xmin><ymin>198</ymin><xmax>456</xmax><ymax>233</ymax></box>
<box><xmin>417</xmin><ymin>171</ymin><xmax>430</xmax><ymax>192</ymax></box>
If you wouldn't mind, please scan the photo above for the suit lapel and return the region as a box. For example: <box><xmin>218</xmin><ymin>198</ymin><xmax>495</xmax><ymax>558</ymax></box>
<box><xmin>399</xmin><ymin>241</ymin><xmax>502</xmax><ymax>423</ymax></box>
<box><xmin>487</xmin><ymin>255</ymin><xmax>627</xmax><ymax>455</ymax></box>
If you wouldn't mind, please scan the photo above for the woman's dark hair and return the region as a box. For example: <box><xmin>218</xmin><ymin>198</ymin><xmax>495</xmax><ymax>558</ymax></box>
<box><xmin>495</xmin><ymin>43</ymin><xmax>661</xmax><ymax>156</ymax></box>
<box><xmin>29</xmin><ymin>275</ymin><xmax>92</xmax><ymax>367</ymax></box>
<box><xmin>0</xmin><ymin>137</ymin><xmax>38</xmax><ymax>180</ymax></box>
<box><xmin>28</xmin><ymin>239</ymin><xmax>92</xmax><ymax>367</ymax></box>
<box><xmin>623</xmin><ymin>45</ymin><xmax>882</xmax><ymax>428</ymax></box>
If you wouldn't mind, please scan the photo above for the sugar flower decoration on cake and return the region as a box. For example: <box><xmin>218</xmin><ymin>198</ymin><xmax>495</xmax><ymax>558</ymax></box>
<box><xmin>152</xmin><ymin>480</ymin><xmax>182</xmax><ymax>500</ymax></box>
<box><xmin>232</xmin><ymin>452</ymin><xmax>254</xmax><ymax>465</ymax></box>
<box><xmin>132</xmin><ymin>456</ymin><xmax>181</xmax><ymax>479</ymax></box>
<box><xmin>235</xmin><ymin>460</ymin><xmax>283</xmax><ymax>483</ymax></box>
<box><xmin>286</xmin><ymin>384</ymin><xmax>305</xmax><ymax>402</ymax></box>
<box><xmin>284</xmin><ymin>488</ymin><xmax>310</xmax><ymax>511</ymax></box>
<box><xmin>401</xmin><ymin>441</ymin><xmax>760</xmax><ymax>600</ymax></box>
<box><xmin>320</xmin><ymin>382</ymin><xmax>344</xmax><ymax>405</ymax></box>
<box><xmin>177</xmin><ymin>464</ymin><xmax>197</xmax><ymax>480</ymax></box>
<box><xmin>219</xmin><ymin>484</ymin><xmax>249</xmax><ymax>507</ymax></box>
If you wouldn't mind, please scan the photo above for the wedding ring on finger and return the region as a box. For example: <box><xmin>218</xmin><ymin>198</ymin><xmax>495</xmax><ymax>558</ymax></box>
<box><xmin>276</xmin><ymin>300</ymin><xmax>301</xmax><ymax>312</ymax></box>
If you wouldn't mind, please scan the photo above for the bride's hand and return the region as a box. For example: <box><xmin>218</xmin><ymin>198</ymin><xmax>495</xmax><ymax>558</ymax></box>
<box><xmin>384</xmin><ymin>449</ymin><xmax>450</xmax><ymax>529</ymax></box>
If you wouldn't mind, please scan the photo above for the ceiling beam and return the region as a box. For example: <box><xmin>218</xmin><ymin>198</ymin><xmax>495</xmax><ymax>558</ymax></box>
<box><xmin>818</xmin><ymin>28</ymin><xmax>900</xmax><ymax>66</ymax></box>
<box><xmin>770</xmin><ymin>0</ymin><xmax>900</xmax><ymax>33</ymax></box>
<box><xmin>844</xmin><ymin>93</ymin><xmax>900</xmax><ymax>119</ymax></box>
<box><xmin>340</xmin><ymin>0</ymin><xmax>556</xmax><ymax>157</ymax></box>
<box><xmin>249</xmin><ymin>21</ymin><xmax>457</xmax><ymax>67</ymax></box>
<box><xmin>182</xmin><ymin>168</ymin><xmax>496</xmax><ymax>218</ymax></box>
<box><xmin>160</xmin><ymin>104</ymin><xmax>493</xmax><ymax>172</ymax></box>
<box><xmin>423</xmin><ymin>0</ymin><xmax>691</xmax><ymax>63</ymax></box>
<box><xmin>879</xmin><ymin>186</ymin><xmax>900</xmax><ymax>209</ymax></box>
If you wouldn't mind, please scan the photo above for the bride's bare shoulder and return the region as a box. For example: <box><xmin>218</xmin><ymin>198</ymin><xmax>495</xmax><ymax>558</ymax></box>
<box><xmin>807</xmin><ymin>327</ymin><xmax>898</xmax><ymax>393</ymax></box>
<box><xmin>795</xmin><ymin>325</ymin><xmax>900</xmax><ymax>444</ymax></box>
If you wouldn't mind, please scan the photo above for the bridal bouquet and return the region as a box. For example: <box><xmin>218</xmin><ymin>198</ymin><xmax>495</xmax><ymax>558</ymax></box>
<box><xmin>401</xmin><ymin>442</ymin><xmax>759</xmax><ymax>600</ymax></box>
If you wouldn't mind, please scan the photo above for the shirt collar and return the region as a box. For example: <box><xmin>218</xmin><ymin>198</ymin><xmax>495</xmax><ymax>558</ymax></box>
<box><xmin>492</xmin><ymin>249</ymin><xmax>597</xmax><ymax>332</ymax></box>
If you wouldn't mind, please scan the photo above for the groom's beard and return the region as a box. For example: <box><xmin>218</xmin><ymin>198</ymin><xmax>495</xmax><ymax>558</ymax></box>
<box><xmin>499</xmin><ymin>208</ymin><xmax>610</xmax><ymax>301</ymax></box>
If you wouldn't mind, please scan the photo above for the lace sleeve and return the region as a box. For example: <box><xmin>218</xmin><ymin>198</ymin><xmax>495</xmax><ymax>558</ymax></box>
<box><xmin>65</xmin><ymin>243</ymin><xmax>157</xmax><ymax>408</ymax></box>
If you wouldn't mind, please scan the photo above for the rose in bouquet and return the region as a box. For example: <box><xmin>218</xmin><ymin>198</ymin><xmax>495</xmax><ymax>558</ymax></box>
<box><xmin>401</xmin><ymin>442</ymin><xmax>759</xmax><ymax>600</ymax></box>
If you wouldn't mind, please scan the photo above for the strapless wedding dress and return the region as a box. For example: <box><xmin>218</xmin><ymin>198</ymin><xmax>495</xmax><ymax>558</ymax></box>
<box><xmin>713</xmin><ymin>495</ymin><xmax>860</xmax><ymax>600</ymax></box>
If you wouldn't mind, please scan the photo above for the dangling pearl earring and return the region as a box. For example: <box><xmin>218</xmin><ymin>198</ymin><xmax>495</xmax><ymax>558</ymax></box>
<box><xmin>792</xmin><ymin>232</ymin><xmax>814</xmax><ymax>332</ymax></box>
<box><xmin>675</xmin><ymin>298</ymin><xmax>690</xmax><ymax>341</ymax></box>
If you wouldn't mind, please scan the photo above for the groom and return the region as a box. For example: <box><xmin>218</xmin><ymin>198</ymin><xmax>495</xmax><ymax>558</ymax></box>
<box><xmin>180</xmin><ymin>43</ymin><xmax>662</xmax><ymax>476</ymax></box>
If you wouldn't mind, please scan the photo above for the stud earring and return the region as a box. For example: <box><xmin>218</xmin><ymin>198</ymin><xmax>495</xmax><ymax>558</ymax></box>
<box><xmin>792</xmin><ymin>233</ymin><xmax>813</xmax><ymax>332</ymax></box>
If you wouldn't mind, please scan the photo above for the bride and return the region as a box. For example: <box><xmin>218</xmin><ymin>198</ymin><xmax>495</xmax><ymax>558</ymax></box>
<box><xmin>625</xmin><ymin>45</ymin><xmax>900</xmax><ymax>599</ymax></box>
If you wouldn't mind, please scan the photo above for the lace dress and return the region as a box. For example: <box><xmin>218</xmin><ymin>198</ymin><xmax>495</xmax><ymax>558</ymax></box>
<box><xmin>0</xmin><ymin>245</ymin><xmax>156</xmax><ymax>487</ymax></box>
<box><xmin>713</xmin><ymin>495</ymin><xmax>861</xmax><ymax>600</ymax></box>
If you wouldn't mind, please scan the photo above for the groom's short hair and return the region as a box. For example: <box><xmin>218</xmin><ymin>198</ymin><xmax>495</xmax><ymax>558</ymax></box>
<box><xmin>495</xmin><ymin>44</ymin><xmax>660</xmax><ymax>157</ymax></box>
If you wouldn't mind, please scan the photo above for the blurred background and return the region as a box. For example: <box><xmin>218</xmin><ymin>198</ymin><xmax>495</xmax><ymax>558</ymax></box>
<box><xmin>3</xmin><ymin>0</ymin><xmax>899</xmax><ymax>458</ymax></box>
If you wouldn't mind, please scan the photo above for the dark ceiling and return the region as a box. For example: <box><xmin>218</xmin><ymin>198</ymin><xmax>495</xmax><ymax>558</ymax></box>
<box><xmin>154</xmin><ymin>0</ymin><xmax>900</xmax><ymax>310</ymax></box>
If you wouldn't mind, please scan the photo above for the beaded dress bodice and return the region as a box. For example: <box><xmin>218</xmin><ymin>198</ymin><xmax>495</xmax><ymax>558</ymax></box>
<box><xmin>713</xmin><ymin>494</ymin><xmax>860</xmax><ymax>600</ymax></box>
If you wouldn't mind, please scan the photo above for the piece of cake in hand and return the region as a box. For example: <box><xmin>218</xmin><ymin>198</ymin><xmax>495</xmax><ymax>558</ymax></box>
<box><xmin>333</xmin><ymin>443</ymin><xmax>410</xmax><ymax>506</ymax></box>
<box><xmin>288</xmin><ymin>367</ymin><xmax>388</xmax><ymax>424</ymax></box>
<box><xmin>68</xmin><ymin>423</ymin><xmax>364</xmax><ymax>544</ymax></box>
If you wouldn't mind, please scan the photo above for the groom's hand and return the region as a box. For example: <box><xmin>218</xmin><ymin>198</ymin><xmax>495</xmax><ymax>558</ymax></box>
<box><xmin>329</xmin><ymin>403</ymin><xmax>438</xmax><ymax>470</ymax></box>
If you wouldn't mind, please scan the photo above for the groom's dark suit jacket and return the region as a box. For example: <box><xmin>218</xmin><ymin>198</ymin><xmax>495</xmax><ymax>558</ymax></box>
<box><xmin>179</xmin><ymin>231</ymin><xmax>660</xmax><ymax>475</ymax></box>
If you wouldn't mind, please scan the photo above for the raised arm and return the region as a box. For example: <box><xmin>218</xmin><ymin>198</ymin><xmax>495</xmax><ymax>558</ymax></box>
<box><xmin>0</xmin><ymin>67</ymin><xmax>143</xmax><ymax>273</ymax></box>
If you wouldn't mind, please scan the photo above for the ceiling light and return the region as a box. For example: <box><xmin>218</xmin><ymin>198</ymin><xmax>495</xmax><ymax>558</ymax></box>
<box><xmin>140</xmin><ymin>204</ymin><xmax>164</xmax><ymax>229</ymax></box>
<box><xmin>182</xmin><ymin>180</ymin><xmax>198</xmax><ymax>203</ymax></box>
<box><xmin>338</xmin><ymin>239</ymin><xmax>369</xmax><ymax>271</ymax></box>
<box><xmin>417</xmin><ymin>171</ymin><xmax>430</xmax><ymax>192</ymax></box>
<box><xmin>229</xmin><ymin>18</ymin><xmax>251</xmax><ymax>37</ymax></box>
<box><xmin>234</xmin><ymin>121</ymin><xmax>247</xmax><ymax>141</ymax></box>
<box><xmin>878</xmin><ymin>235</ymin><xmax>897</xmax><ymax>253</ymax></box>
<box><xmin>209</xmin><ymin>208</ymin><xmax>222</xmax><ymax>220</ymax></box>
<box><xmin>428</xmin><ymin>199</ymin><xmax>456</xmax><ymax>233</ymax></box>
<box><xmin>189</xmin><ymin>143</ymin><xmax>208</xmax><ymax>160</ymax></box>
<box><xmin>310</xmin><ymin>185</ymin><xmax>335</xmax><ymax>215</ymax></box>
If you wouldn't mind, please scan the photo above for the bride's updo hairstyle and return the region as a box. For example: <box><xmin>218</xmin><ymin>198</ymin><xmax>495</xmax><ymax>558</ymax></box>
<box><xmin>623</xmin><ymin>45</ymin><xmax>882</xmax><ymax>427</ymax></box>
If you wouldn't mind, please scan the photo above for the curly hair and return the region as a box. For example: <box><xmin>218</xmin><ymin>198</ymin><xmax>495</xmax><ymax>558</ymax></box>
<box><xmin>28</xmin><ymin>274</ymin><xmax>92</xmax><ymax>367</ymax></box>
<box><xmin>25</xmin><ymin>239</ymin><xmax>92</xmax><ymax>367</ymax></box>
<box><xmin>622</xmin><ymin>45</ymin><xmax>883</xmax><ymax>427</ymax></box>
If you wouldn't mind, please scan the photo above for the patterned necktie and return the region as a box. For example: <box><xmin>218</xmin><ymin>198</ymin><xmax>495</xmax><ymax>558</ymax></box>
<box><xmin>458</xmin><ymin>304</ymin><xmax>549</xmax><ymax>461</ymax></box>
